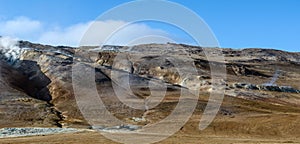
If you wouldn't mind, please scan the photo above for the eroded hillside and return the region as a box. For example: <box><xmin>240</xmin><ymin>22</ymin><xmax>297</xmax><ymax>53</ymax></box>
<box><xmin>0</xmin><ymin>38</ymin><xmax>300</xmax><ymax>143</ymax></box>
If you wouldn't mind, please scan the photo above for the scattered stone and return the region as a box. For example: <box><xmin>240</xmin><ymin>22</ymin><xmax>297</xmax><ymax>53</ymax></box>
<box><xmin>132</xmin><ymin>117</ymin><xmax>146</xmax><ymax>122</ymax></box>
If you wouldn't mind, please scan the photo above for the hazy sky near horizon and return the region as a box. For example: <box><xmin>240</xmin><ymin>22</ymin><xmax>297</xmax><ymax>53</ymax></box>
<box><xmin>0</xmin><ymin>0</ymin><xmax>299</xmax><ymax>52</ymax></box>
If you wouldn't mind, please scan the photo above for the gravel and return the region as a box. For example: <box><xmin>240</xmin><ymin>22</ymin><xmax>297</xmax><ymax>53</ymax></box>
<box><xmin>0</xmin><ymin>127</ymin><xmax>80</xmax><ymax>138</ymax></box>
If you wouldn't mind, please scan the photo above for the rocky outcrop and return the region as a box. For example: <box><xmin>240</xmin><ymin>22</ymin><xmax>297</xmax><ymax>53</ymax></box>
<box><xmin>223</xmin><ymin>48</ymin><xmax>300</xmax><ymax>63</ymax></box>
<box><xmin>232</xmin><ymin>82</ymin><xmax>300</xmax><ymax>93</ymax></box>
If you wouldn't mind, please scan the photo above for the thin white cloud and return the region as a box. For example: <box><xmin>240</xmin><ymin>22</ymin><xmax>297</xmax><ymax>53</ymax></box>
<box><xmin>0</xmin><ymin>16</ymin><xmax>173</xmax><ymax>46</ymax></box>
<box><xmin>38</xmin><ymin>22</ymin><xmax>90</xmax><ymax>46</ymax></box>
<box><xmin>104</xmin><ymin>22</ymin><xmax>170</xmax><ymax>46</ymax></box>
<box><xmin>78</xmin><ymin>20</ymin><xmax>171</xmax><ymax>46</ymax></box>
<box><xmin>0</xmin><ymin>16</ymin><xmax>43</xmax><ymax>40</ymax></box>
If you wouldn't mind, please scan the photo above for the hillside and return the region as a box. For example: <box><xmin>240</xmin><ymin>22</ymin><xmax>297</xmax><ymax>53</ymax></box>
<box><xmin>0</xmin><ymin>37</ymin><xmax>300</xmax><ymax>143</ymax></box>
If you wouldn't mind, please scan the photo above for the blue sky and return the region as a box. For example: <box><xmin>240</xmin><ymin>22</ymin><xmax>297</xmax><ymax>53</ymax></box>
<box><xmin>0</xmin><ymin>0</ymin><xmax>299</xmax><ymax>52</ymax></box>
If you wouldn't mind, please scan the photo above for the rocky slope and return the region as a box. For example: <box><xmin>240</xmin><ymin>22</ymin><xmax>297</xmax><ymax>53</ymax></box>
<box><xmin>0</xmin><ymin>37</ymin><xmax>300</xmax><ymax>141</ymax></box>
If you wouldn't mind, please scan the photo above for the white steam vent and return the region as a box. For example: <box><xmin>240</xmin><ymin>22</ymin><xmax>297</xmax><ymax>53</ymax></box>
<box><xmin>0</xmin><ymin>37</ymin><xmax>22</xmax><ymax>65</ymax></box>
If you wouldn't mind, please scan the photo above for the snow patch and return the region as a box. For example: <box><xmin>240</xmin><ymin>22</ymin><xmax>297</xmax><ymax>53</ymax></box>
<box><xmin>92</xmin><ymin>125</ymin><xmax>140</xmax><ymax>133</ymax></box>
<box><xmin>0</xmin><ymin>127</ymin><xmax>80</xmax><ymax>138</ymax></box>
